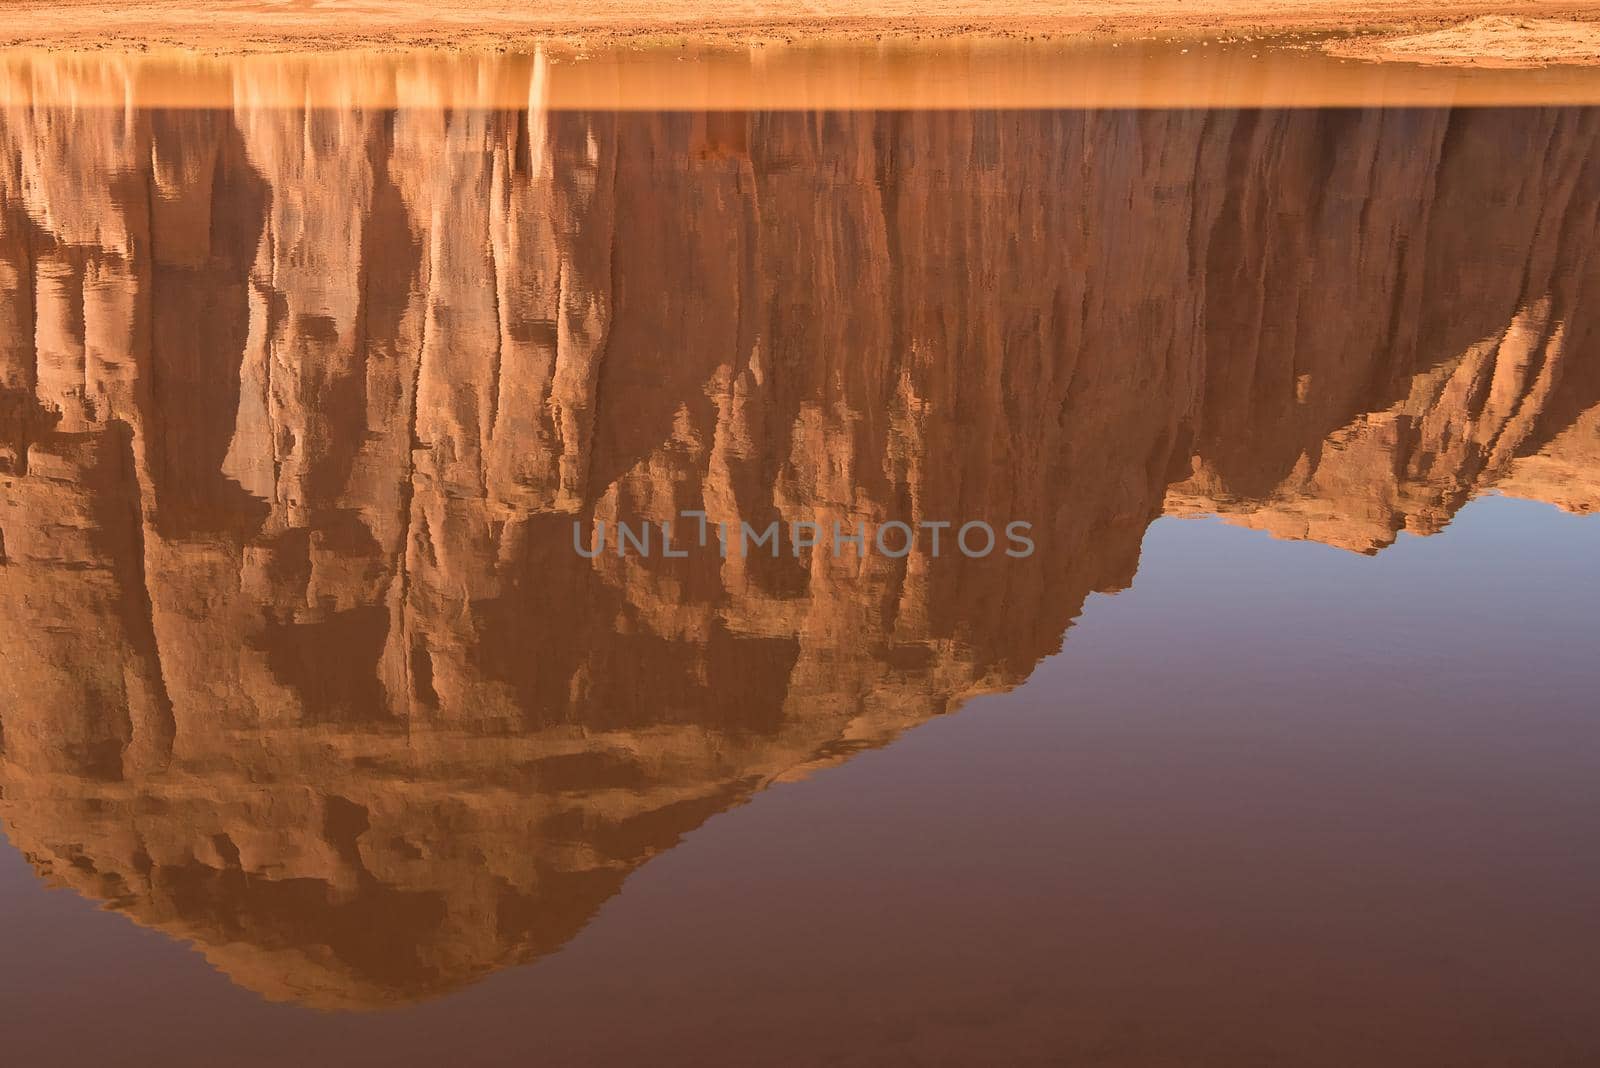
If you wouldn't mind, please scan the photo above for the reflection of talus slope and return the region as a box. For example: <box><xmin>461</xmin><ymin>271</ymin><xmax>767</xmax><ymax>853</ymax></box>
<box><xmin>0</xmin><ymin>103</ymin><xmax>1597</xmax><ymax>1008</ymax></box>
<box><xmin>1168</xmin><ymin>296</ymin><xmax>1600</xmax><ymax>550</ymax></box>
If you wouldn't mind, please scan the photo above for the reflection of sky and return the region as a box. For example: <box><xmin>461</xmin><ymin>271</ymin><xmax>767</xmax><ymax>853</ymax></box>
<box><xmin>1055</xmin><ymin>492</ymin><xmax>1600</xmax><ymax>711</ymax></box>
<box><xmin>2</xmin><ymin>493</ymin><xmax>1597</xmax><ymax>1065</ymax></box>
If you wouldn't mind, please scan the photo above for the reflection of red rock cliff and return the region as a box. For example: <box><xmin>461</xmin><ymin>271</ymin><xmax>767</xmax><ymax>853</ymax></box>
<box><xmin>0</xmin><ymin>98</ymin><xmax>1596</xmax><ymax>1008</ymax></box>
<box><xmin>1167</xmin><ymin>110</ymin><xmax>1600</xmax><ymax>551</ymax></box>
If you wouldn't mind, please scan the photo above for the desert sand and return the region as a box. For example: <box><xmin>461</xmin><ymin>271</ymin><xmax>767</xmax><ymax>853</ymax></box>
<box><xmin>1331</xmin><ymin>14</ymin><xmax>1600</xmax><ymax>64</ymax></box>
<box><xmin>2</xmin><ymin>0</ymin><xmax>1600</xmax><ymax>65</ymax></box>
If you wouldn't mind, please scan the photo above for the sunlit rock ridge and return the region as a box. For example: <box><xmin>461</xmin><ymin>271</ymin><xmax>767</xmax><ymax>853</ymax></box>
<box><xmin>0</xmin><ymin>86</ymin><xmax>1597</xmax><ymax>1008</ymax></box>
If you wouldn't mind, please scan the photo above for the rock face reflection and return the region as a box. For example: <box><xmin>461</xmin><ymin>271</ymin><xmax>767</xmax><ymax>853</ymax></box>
<box><xmin>0</xmin><ymin>97</ymin><xmax>1597</xmax><ymax>1008</ymax></box>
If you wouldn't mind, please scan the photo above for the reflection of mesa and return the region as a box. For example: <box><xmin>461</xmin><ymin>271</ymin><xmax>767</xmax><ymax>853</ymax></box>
<box><xmin>572</xmin><ymin>517</ymin><xmax>1036</xmax><ymax>558</ymax></box>
<box><xmin>1</xmin><ymin>101</ymin><xmax>1596</xmax><ymax>1012</ymax></box>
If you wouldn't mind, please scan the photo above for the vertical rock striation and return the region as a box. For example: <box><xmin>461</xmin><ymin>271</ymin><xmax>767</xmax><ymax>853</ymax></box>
<box><xmin>0</xmin><ymin>85</ymin><xmax>1596</xmax><ymax>1006</ymax></box>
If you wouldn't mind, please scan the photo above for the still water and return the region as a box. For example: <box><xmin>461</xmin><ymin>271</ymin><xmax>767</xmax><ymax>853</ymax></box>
<box><xmin>1</xmin><ymin>42</ymin><xmax>1598</xmax><ymax>1066</ymax></box>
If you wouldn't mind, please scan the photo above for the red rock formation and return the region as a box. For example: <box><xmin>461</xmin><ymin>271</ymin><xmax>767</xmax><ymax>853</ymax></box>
<box><xmin>0</xmin><ymin>87</ymin><xmax>1595</xmax><ymax>1007</ymax></box>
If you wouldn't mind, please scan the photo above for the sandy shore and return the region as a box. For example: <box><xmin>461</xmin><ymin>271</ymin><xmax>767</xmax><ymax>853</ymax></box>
<box><xmin>3</xmin><ymin>1</ymin><xmax>1600</xmax><ymax>65</ymax></box>
<box><xmin>1332</xmin><ymin>15</ymin><xmax>1600</xmax><ymax>64</ymax></box>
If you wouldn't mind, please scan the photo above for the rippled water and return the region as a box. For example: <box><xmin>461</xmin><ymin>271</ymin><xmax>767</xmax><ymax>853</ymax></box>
<box><xmin>1</xmin><ymin>44</ymin><xmax>1598</xmax><ymax>1067</ymax></box>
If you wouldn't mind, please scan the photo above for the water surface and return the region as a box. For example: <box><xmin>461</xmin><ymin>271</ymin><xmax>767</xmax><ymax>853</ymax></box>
<box><xmin>1</xmin><ymin>44</ymin><xmax>1598</xmax><ymax>1066</ymax></box>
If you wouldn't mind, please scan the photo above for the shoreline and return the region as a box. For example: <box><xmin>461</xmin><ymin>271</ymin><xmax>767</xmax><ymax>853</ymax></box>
<box><xmin>11</xmin><ymin>36</ymin><xmax>1600</xmax><ymax>109</ymax></box>
<box><xmin>2</xmin><ymin>2</ymin><xmax>1600</xmax><ymax>65</ymax></box>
